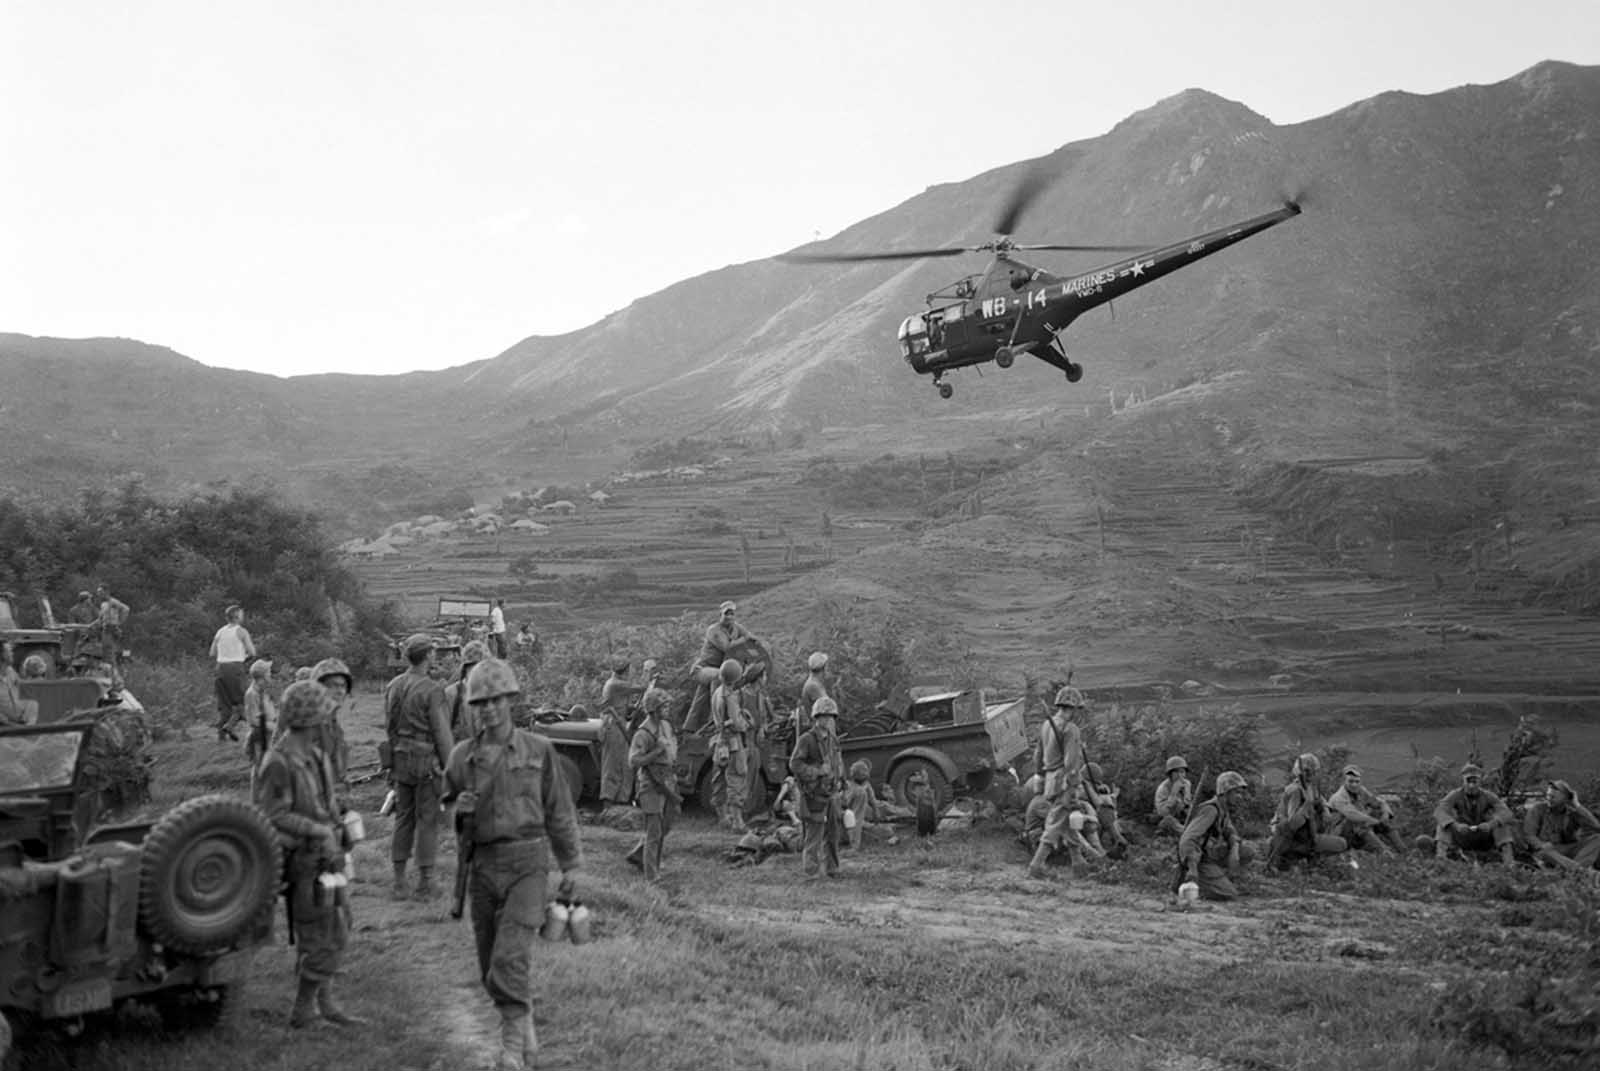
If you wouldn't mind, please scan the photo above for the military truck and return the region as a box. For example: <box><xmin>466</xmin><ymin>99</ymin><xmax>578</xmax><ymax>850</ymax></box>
<box><xmin>0</xmin><ymin>721</ymin><xmax>281</xmax><ymax>1062</ymax></box>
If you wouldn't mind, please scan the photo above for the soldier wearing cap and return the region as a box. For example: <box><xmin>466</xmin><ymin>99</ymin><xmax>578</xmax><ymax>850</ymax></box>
<box><xmin>445</xmin><ymin>640</ymin><xmax>491</xmax><ymax>743</ymax></box>
<box><xmin>790</xmin><ymin>695</ymin><xmax>845</xmax><ymax>878</ymax></box>
<box><xmin>686</xmin><ymin>600</ymin><xmax>766</xmax><ymax>732</ymax></box>
<box><xmin>255</xmin><ymin>680</ymin><xmax>365</xmax><ymax>1029</ymax></box>
<box><xmin>625</xmin><ymin>687</ymin><xmax>681</xmax><ymax>881</ymax></box>
<box><xmin>1326</xmin><ymin>764</ymin><xmax>1405</xmax><ymax>854</ymax></box>
<box><xmin>1178</xmin><ymin>770</ymin><xmax>1256</xmax><ymax>901</ymax></box>
<box><xmin>243</xmin><ymin>658</ymin><xmax>276</xmax><ymax>772</ymax></box>
<box><xmin>1522</xmin><ymin>779</ymin><xmax>1600</xmax><ymax>872</ymax></box>
<box><xmin>1026</xmin><ymin>686</ymin><xmax>1101</xmax><ymax>878</ymax></box>
<box><xmin>441</xmin><ymin>658</ymin><xmax>582</xmax><ymax>1070</ymax></box>
<box><xmin>1423</xmin><ymin>763</ymin><xmax>1516</xmax><ymax>863</ymax></box>
<box><xmin>796</xmin><ymin>651</ymin><xmax>830</xmax><ymax>734</ymax></box>
<box><xmin>1266</xmin><ymin>753</ymin><xmax>1348</xmax><ymax>870</ymax></box>
<box><xmin>1153</xmin><ymin>755</ymin><xmax>1192</xmax><ymax>836</ymax></box>
<box><xmin>599</xmin><ymin>656</ymin><xmax>638</xmax><ymax>808</ymax></box>
<box><xmin>384</xmin><ymin>633</ymin><xmax>454</xmax><ymax>899</ymax></box>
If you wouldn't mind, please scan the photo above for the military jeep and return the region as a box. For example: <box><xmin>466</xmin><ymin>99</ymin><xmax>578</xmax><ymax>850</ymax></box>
<box><xmin>0</xmin><ymin>721</ymin><xmax>281</xmax><ymax>1062</ymax></box>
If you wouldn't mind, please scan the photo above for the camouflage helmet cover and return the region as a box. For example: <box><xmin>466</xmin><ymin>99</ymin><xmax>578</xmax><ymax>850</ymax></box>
<box><xmin>312</xmin><ymin>657</ymin><xmax>352</xmax><ymax>691</ymax></box>
<box><xmin>1053</xmin><ymin>686</ymin><xmax>1086</xmax><ymax>709</ymax></box>
<box><xmin>1215</xmin><ymin>770</ymin><xmax>1249</xmax><ymax>794</ymax></box>
<box><xmin>460</xmin><ymin>640</ymin><xmax>490</xmax><ymax>665</ymax></box>
<box><xmin>719</xmin><ymin>658</ymin><xmax>743</xmax><ymax>684</ymax></box>
<box><xmin>466</xmin><ymin>658</ymin><xmax>521</xmax><ymax>705</ymax></box>
<box><xmin>811</xmin><ymin>696</ymin><xmax>839</xmax><ymax>718</ymax></box>
<box><xmin>20</xmin><ymin>653</ymin><xmax>50</xmax><ymax>678</ymax></box>
<box><xmin>280</xmin><ymin>680</ymin><xmax>334</xmax><ymax>729</ymax></box>
<box><xmin>1165</xmin><ymin>755</ymin><xmax>1188</xmax><ymax>774</ymax></box>
<box><xmin>1085</xmin><ymin>761</ymin><xmax>1104</xmax><ymax>783</ymax></box>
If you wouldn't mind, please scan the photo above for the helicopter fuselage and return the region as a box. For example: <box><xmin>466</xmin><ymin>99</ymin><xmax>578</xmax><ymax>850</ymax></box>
<box><xmin>897</xmin><ymin>203</ymin><xmax>1300</xmax><ymax>389</ymax></box>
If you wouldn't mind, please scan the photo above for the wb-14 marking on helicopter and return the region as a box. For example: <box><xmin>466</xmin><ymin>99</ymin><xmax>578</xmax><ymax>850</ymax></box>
<box><xmin>779</xmin><ymin>170</ymin><xmax>1301</xmax><ymax>399</ymax></box>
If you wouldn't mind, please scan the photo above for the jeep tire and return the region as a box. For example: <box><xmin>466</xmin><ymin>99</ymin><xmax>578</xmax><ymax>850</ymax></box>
<box><xmin>138</xmin><ymin>795</ymin><xmax>281</xmax><ymax>956</ymax></box>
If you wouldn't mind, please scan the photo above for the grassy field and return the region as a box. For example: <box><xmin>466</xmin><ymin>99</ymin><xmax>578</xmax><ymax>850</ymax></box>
<box><xmin>13</xmin><ymin>683</ymin><xmax>1599</xmax><ymax>1071</ymax></box>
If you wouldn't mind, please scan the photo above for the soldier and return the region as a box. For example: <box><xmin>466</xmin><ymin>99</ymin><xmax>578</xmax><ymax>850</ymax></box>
<box><xmin>1084</xmin><ymin>761</ymin><xmax>1131</xmax><ymax>858</ymax></box>
<box><xmin>0</xmin><ymin>641</ymin><xmax>39</xmax><ymax>726</ymax></box>
<box><xmin>1326</xmin><ymin>764</ymin><xmax>1405</xmax><ymax>854</ymax></box>
<box><xmin>209</xmin><ymin>605</ymin><xmax>255</xmax><ymax>742</ymax></box>
<box><xmin>68</xmin><ymin>590</ymin><xmax>97</xmax><ymax>625</ymax></box>
<box><xmin>1178</xmin><ymin>770</ymin><xmax>1256</xmax><ymax>901</ymax></box>
<box><xmin>445</xmin><ymin>641</ymin><xmax>490</xmax><ymax>743</ymax></box>
<box><xmin>243</xmin><ymin>658</ymin><xmax>276</xmax><ymax>769</ymax></box>
<box><xmin>312</xmin><ymin>657</ymin><xmax>356</xmax><ymax>785</ymax></box>
<box><xmin>709</xmin><ymin>657</ymin><xmax>756</xmax><ymax>831</ymax></box>
<box><xmin>442</xmin><ymin>659</ymin><xmax>582</xmax><ymax>1071</ymax></box>
<box><xmin>1265</xmin><ymin>754</ymin><xmax>1348</xmax><ymax>870</ymax></box>
<box><xmin>1523</xmin><ymin>779</ymin><xmax>1600</xmax><ymax>872</ymax></box>
<box><xmin>599</xmin><ymin>657</ymin><xmax>637</xmax><ymax>808</ymax></box>
<box><xmin>798</xmin><ymin>651</ymin><xmax>830</xmax><ymax>733</ymax></box>
<box><xmin>488</xmin><ymin>597</ymin><xmax>508</xmax><ymax>658</ymax></box>
<box><xmin>385</xmin><ymin>634</ymin><xmax>454</xmax><ymax>899</ymax></box>
<box><xmin>790</xmin><ymin>695</ymin><xmax>844</xmax><ymax>878</ymax></box>
<box><xmin>95</xmin><ymin>584</ymin><xmax>130</xmax><ymax>666</ymax></box>
<box><xmin>1026</xmin><ymin>686</ymin><xmax>1091</xmax><ymax>878</ymax></box>
<box><xmin>841</xmin><ymin>759</ymin><xmax>883</xmax><ymax>849</ymax></box>
<box><xmin>625</xmin><ymin>688</ymin><xmax>680</xmax><ymax>882</ymax></box>
<box><xmin>254</xmin><ymin>681</ymin><xmax>365</xmax><ymax>1028</ymax></box>
<box><xmin>1153</xmin><ymin>756</ymin><xmax>1192</xmax><ymax>836</ymax></box>
<box><xmin>686</xmin><ymin>601</ymin><xmax>765</xmax><ymax>731</ymax></box>
<box><xmin>639</xmin><ymin>659</ymin><xmax>671</xmax><ymax>725</ymax></box>
<box><xmin>1422</xmin><ymin>763</ymin><xmax>1516</xmax><ymax>863</ymax></box>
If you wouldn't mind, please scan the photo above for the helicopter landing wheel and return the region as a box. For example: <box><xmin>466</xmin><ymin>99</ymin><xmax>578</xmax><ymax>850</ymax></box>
<box><xmin>937</xmin><ymin>381</ymin><xmax>953</xmax><ymax>400</ymax></box>
<box><xmin>1064</xmin><ymin>361</ymin><xmax>1084</xmax><ymax>383</ymax></box>
<box><xmin>994</xmin><ymin>347</ymin><xmax>1014</xmax><ymax>369</ymax></box>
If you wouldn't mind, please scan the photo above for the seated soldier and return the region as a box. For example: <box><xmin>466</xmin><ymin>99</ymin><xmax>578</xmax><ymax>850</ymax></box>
<box><xmin>1419</xmin><ymin>764</ymin><xmax>1516</xmax><ymax>863</ymax></box>
<box><xmin>1265</xmin><ymin>754</ymin><xmax>1348</xmax><ymax>870</ymax></box>
<box><xmin>1024</xmin><ymin>781</ymin><xmax>1104</xmax><ymax>874</ymax></box>
<box><xmin>1326</xmin><ymin>764</ymin><xmax>1405</xmax><ymax>854</ymax></box>
<box><xmin>1178</xmin><ymin>771</ymin><xmax>1256</xmax><ymax>901</ymax></box>
<box><xmin>1153</xmin><ymin>755</ymin><xmax>1192</xmax><ymax>836</ymax></box>
<box><xmin>772</xmin><ymin>775</ymin><xmax>802</xmax><ymax>826</ymax></box>
<box><xmin>1084</xmin><ymin>761</ymin><xmax>1131</xmax><ymax>858</ymax></box>
<box><xmin>1522</xmin><ymin>780</ymin><xmax>1600</xmax><ymax>872</ymax></box>
<box><xmin>841</xmin><ymin>760</ymin><xmax>884</xmax><ymax>849</ymax></box>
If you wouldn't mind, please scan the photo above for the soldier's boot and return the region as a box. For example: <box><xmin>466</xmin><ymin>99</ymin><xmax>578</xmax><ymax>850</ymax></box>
<box><xmin>1026</xmin><ymin>842</ymin><xmax>1052</xmax><ymax>879</ymax></box>
<box><xmin>495</xmin><ymin>1006</ymin><xmax>525</xmax><ymax>1070</ymax></box>
<box><xmin>289</xmin><ymin>978</ymin><xmax>322</xmax><ymax>1029</ymax></box>
<box><xmin>316</xmin><ymin>982</ymin><xmax>368</xmax><ymax>1026</ymax></box>
<box><xmin>1499</xmin><ymin>843</ymin><xmax>1516</xmax><ymax>866</ymax></box>
<box><xmin>623</xmin><ymin>841</ymin><xmax>644</xmax><ymax>870</ymax></box>
<box><xmin>414</xmin><ymin>866</ymin><xmax>436</xmax><ymax>899</ymax></box>
<box><xmin>391</xmin><ymin>861</ymin><xmax>409</xmax><ymax>900</ymax></box>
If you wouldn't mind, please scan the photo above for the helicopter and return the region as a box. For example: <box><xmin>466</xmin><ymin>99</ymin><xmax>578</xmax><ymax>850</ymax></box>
<box><xmin>779</xmin><ymin>172</ymin><xmax>1301</xmax><ymax>399</ymax></box>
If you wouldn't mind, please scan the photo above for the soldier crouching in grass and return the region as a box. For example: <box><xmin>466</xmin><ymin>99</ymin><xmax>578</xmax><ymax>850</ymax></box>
<box><xmin>255</xmin><ymin>680</ymin><xmax>366</xmax><ymax>1029</ymax></box>
<box><xmin>1325</xmin><ymin>764</ymin><xmax>1405</xmax><ymax>855</ymax></box>
<box><xmin>443</xmin><ymin>658</ymin><xmax>582</xmax><ymax>1071</ymax></box>
<box><xmin>1521</xmin><ymin>779</ymin><xmax>1600</xmax><ymax>872</ymax></box>
<box><xmin>1177</xmin><ymin>770</ymin><xmax>1256</xmax><ymax>901</ymax></box>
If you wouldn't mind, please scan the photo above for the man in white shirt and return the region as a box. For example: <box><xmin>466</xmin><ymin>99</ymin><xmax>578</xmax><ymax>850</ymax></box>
<box><xmin>488</xmin><ymin>599</ymin><xmax>508</xmax><ymax>658</ymax></box>
<box><xmin>209</xmin><ymin>604</ymin><xmax>256</xmax><ymax>742</ymax></box>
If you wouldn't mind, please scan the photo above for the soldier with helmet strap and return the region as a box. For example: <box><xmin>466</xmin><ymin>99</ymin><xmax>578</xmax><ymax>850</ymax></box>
<box><xmin>625</xmin><ymin>686</ymin><xmax>681</xmax><ymax>881</ymax></box>
<box><xmin>384</xmin><ymin>634</ymin><xmax>454</xmax><ymax>900</ymax></box>
<box><xmin>709</xmin><ymin>657</ymin><xmax>755</xmax><ymax>831</ymax></box>
<box><xmin>1026</xmin><ymin>686</ymin><xmax>1099</xmax><ymax>878</ymax></box>
<box><xmin>255</xmin><ymin>681</ymin><xmax>366</xmax><ymax>1028</ymax></box>
<box><xmin>1178</xmin><ymin>770</ymin><xmax>1256</xmax><ymax>901</ymax></box>
<box><xmin>442</xmin><ymin>658</ymin><xmax>583</xmax><ymax>1071</ymax></box>
<box><xmin>1153</xmin><ymin>755</ymin><xmax>1193</xmax><ymax>836</ymax></box>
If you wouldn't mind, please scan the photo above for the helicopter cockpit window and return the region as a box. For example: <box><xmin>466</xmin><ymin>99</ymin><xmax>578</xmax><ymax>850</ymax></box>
<box><xmin>898</xmin><ymin>315</ymin><xmax>930</xmax><ymax>357</ymax></box>
<box><xmin>1008</xmin><ymin>267</ymin><xmax>1032</xmax><ymax>290</ymax></box>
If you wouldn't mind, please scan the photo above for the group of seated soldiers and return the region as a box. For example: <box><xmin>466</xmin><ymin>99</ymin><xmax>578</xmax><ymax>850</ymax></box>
<box><xmin>1022</xmin><ymin>744</ymin><xmax>1600</xmax><ymax>902</ymax></box>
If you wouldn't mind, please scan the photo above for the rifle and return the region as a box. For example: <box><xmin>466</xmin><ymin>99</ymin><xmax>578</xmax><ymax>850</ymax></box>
<box><xmin>346</xmin><ymin>760</ymin><xmax>385</xmax><ymax>786</ymax></box>
<box><xmin>1172</xmin><ymin>764</ymin><xmax>1210</xmax><ymax>895</ymax></box>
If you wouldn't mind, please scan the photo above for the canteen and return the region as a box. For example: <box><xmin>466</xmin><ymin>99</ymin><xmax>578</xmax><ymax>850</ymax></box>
<box><xmin>377</xmin><ymin>789</ymin><xmax>397</xmax><ymax>817</ymax></box>
<box><xmin>567</xmin><ymin>902</ymin><xmax>592</xmax><ymax>945</ymax></box>
<box><xmin>540</xmin><ymin>899</ymin><xmax>569</xmax><ymax>942</ymax></box>
<box><xmin>1177</xmin><ymin>881</ymin><xmax>1200</xmax><ymax>907</ymax></box>
<box><xmin>342</xmin><ymin>810</ymin><xmax>366</xmax><ymax>844</ymax></box>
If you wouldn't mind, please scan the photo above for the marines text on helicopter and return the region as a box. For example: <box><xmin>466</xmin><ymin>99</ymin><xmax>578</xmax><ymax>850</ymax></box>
<box><xmin>780</xmin><ymin>170</ymin><xmax>1301</xmax><ymax>399</ymax></box>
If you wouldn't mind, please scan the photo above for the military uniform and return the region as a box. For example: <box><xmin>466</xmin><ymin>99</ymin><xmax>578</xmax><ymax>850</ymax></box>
<box><xmin>1153</xmin><ymin>775</ymin><xmax>1192</xmax><ymax>836</ymax></box>
<box><xmin>256</xmin><ymin>737</ymin><xmax>348</xmax><ymax>985</ymax></box>
<box><xmin>442</xmin><ymin>729</ymin><xmax>582</xmax><ymax>1019</ymax></box>
<box><xmin>710</xmin><ymin>680</ymin><xmax>755</xmax><ymax>826</ymax></box>
<box><xmin>1266</xmin><ymin>778</ymin><xmax>1348</xmax><ymax>868</ymax></box>
<box><xmin>1178</xmin><ymin>796</ymin><xmax>1255</xmax><ymax>901</ymax></box>
<box><xmin>789</xmin><ymin>719</ymin><xmax>843</xmax><ymax>877</ymax></box>
<box><xmin>1327</xmin><ymin>778</ymin><xmax>1404</xmax><ymax>853</ymax></box>
<box><xmin>599</xmin><ymin>673</ymin><xmax>637</xmax><ymax>806</ymax></box>
<box><xmin>626</xmin><ymin>711</ymin><xmax>680</xmax><ymax>880</ymax></box>
<box><xmin>1432</xmin><ymin>785</ymin><xmax>1515</xmax><ymax>858</ymax></box>
<box><xmin>385</xmin><ymin>668</ymin><xmax>454</xmax><ymax>888</ymax></box>
<box><xmin>1524</xmin><ymin>795</ymin><xmax>1600</xmax><ymax>870</ymax></box>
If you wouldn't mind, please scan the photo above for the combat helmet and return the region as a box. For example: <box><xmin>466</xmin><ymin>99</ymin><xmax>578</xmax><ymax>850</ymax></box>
<box><xmin>1053</xmin><ymin>686</ymin><xmax>1087</xmax><ymax>709</ymax></box>
<box><xmin>1214</xmin><ymin>770</ymin><xmax>1249</xmax><ymax>794</ymax></box>
<box><xmin>466</xmin><ymin>658</ymin><xmax>521</xmax><ymax>704</ymax></box>
<box><xmin>280</xmin><ymin>680</ymin><xmax>334</xmax><ymax>729</ymax></box>
<box><xmin>719</xmin><ymin>658</ymin><xmax>743</xmax><ymax>684</ymax></box>
<box><xmin>1165</xmin><ymin>755</ymin><xmax>1188</xmax><ymax>774</ymax></box>
<box><xmin>312</xmin><ymin>657</ymin><xmax>353</xmax><ymax>692</ymax></box>
<box><xmin>459</xmin><ymin>640</ymin><xmax>490</xmax><ymax>666</ymax></box>
<box><xmin>812</xmin><ymin>696</ymin><xmax>839</xmax><ymax>718</ymax></box>
<box><xmin>20</xmin><ymin>654</ymin><xmax>50</xmax><ymax>678</ymax></box>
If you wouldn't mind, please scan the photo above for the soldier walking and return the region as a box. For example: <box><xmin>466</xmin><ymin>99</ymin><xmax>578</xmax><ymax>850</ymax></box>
<box><xmin>209</xmin><ymin>604</ymin><xmax>255</xmax><ymax>742</ymax></box>
<box><xmin>385</xmin><ymin>634</ymin><xmax>454</xmax><ymax>899</ymax></box>
<box><xmin>254</xmin><ymin>681</ymin><xmax>366</xmax><ymax>1028</ymax></box>
<box><xmin>443</xmin><ymin>659</ymin><xmax>582</xmax><ymax>1071</ymax></box>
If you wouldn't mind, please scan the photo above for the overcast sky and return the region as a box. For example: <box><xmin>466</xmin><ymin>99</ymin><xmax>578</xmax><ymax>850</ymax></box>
<box><xmin>3</xmin><ymin>1</ymin><xmax>1595</xmax><ymax>378</ymax></box>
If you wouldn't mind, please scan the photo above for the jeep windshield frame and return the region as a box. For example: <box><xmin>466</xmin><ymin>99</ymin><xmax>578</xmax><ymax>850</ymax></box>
<box><xmin>0</xmin><ymin>723</ymin><xmax>92</xmax><ymax>794</ymax></box>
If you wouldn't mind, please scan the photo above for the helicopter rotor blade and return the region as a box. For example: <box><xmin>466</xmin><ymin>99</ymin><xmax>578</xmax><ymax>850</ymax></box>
<box><xmin>776</xmin><ymin>246</ymin><xmax>972</xmax><ymax>264</ymax></box>
<box><xmin>1011</xmin><ymin>242</ymin><xmax>1149</xmax><ymax>253</ymax></box>
<box><xmin>993</xmin><ymin>164</ymin><xmax>1053</xmax><ymax>237</ymax></box>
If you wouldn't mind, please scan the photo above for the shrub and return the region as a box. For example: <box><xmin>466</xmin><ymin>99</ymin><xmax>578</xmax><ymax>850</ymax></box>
<box><xmin>1082</xmin><ymin>702</ymin><xmax>1270</xmax><ymax>823</ymax></box>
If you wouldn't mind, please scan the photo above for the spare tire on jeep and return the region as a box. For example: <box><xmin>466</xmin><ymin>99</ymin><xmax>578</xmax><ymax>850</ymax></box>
<box><xmin>138</xmin><ymin>794</ymin><xmax>280</xmax><ymax>956</ymax></box>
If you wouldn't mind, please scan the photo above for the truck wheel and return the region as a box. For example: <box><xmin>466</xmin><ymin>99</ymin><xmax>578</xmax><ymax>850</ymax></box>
<box><xmin>891</xmin><ymin>759</ymin><xmax>952</xmax><ymax>810</ymax></box>
<box><xmin>139</xmin><ymin>795</ymin><xmax>281</xmax><ymax>957</ymax></box>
